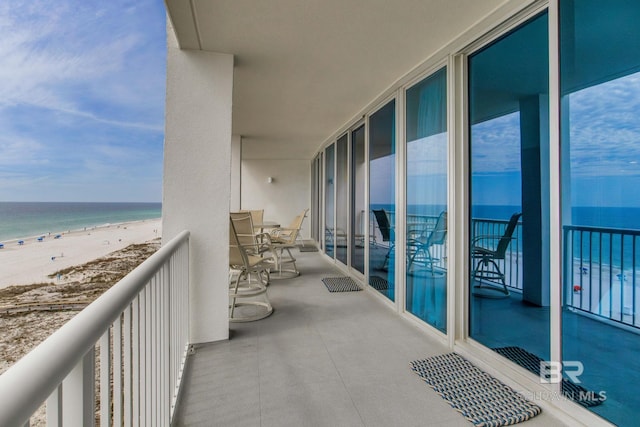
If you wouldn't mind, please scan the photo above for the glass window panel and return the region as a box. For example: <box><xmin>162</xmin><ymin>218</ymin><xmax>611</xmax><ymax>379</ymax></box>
<box><xmin>468</xmin><ymin>13</ymin><xmax>550</xmax><ymax>366</ymax></box>
<box><xmin>351</xmin><ymin>125</ymin><xmax>366</xmax><ymax>274</ymax></box>
<box><xmin>325</xmin><ymin>144</ymin><xmax>335</xmax><ymax>257</ymax></box>
<box><xmin>405</xmin><ymin>68</ymin><xmax>448</xmax><ymax>332</ymax></box>
<box><xmin>369</xmin><ymin>100</ymin><xmax>396</xmax><ymax>301</ymax></box>
<box><xmin>561</xmin><ymin>1</ymin><xmax>640</xmax><ymax>423</ymax></box>
<box><xmin>336</xmin><ymin>134</ymin><xmax>349</xmax><ymax>265</ymax></box>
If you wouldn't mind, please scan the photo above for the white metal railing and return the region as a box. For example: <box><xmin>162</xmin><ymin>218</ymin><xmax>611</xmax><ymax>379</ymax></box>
<box><xmin>0</xmin><ymin>230</ymin><xmax>190</xmax><ymax>427</ymax></box>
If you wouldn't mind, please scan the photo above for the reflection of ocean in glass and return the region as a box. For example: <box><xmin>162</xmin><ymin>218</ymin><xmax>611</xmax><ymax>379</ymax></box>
<box><xmin>373</xmin><ymin>202</ymin><xmax>640</xmax><ymax>267</ymax></box>
<box><xmin>0</xmin><ymin>202</ymin><xmax>162</xmax><ymax>241</ymax></box>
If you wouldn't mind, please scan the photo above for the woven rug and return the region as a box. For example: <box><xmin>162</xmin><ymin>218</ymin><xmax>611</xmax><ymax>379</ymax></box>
<box><xmin>369</xmin><ymin>275</ymin><xmax>389</xmax><ymax>291</ymax></box>
<box><xmin>410</xmin><ymin>353</ymin><xmax>541</xmax><ymax>427</ymax></box>
<box><xmin>321</xmin><ymin>277</ymin><xmax>361</xmax><ymax>292</ymax></box>
<box><xmin>493</xmin><ymin>346</ymin><xmax>605</xmax><ymax>407</ymax></box>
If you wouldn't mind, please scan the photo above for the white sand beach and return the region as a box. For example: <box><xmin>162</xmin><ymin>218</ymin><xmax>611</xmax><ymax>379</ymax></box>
<box><xmin>0</xmin><ymin>218</ymin><xmax>161</xmax><ymax>289</ymax></box>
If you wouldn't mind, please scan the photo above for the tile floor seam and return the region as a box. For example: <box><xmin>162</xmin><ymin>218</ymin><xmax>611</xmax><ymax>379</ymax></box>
<box><xmin>312</xmin><ymin>310</ymin><xmax>367</xmax><ymax>427</ymax></box>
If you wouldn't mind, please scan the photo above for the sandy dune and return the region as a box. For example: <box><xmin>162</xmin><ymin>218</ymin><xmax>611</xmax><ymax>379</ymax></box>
<box><xmin>0</xmin><ymin>219</ymin><xmax>161</xmax><ymax>288</ymax></box>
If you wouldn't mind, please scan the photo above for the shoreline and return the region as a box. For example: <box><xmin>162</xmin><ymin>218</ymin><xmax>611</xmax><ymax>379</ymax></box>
<box><xmin>0</xmin><ymin>216</ymin><xmax>161</xmax><ymax>246</ymax></box>
<box><xmin>0</xmin><ymin>218</ymin><xmax>162</xmax><ymax>289</ymax></box>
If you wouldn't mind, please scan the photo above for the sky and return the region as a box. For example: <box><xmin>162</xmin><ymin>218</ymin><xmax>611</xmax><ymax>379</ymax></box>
<box><xmin>471</xmin><ymin>72</ymin><xmax>640</xmax><ymax>208</ymax></box>
<box><xmin>0</xmin><ymin>0</ymin><xmax>166</xmax><ymax>202</ymax></box>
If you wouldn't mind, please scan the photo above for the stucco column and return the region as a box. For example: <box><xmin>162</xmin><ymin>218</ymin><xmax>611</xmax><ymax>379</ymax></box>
<box><xmin>163</xmin><ymin>34</ymin><xmax>233</xmax><ymax>343</ymax></box>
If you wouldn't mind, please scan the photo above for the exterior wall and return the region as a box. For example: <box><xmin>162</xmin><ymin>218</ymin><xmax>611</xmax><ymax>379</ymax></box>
<box><xmin>230</xmin><ymin>135</ymin><xmax>242</xmax><ymax>211</ymax></box>
<box><xmin>240</xmin><ymin>159</ymin><xmax>311</xmax><ymax>239</ymax></box>
<box><xmin>163</xmin><ymin>25</ymin><xmax>234</xmax><ymax>343</ymax></box>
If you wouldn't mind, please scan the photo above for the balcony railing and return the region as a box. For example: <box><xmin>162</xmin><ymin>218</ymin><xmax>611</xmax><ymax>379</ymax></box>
<box><xmin>470</xmin><ymin>217</ymin><xmax>523</xmax><ymax>291</ymax></box>
<box><xmin>0</xmin><ymin>230</ymin><xmax>190</xmax><ymax>427</ymax></box>
<box><xmin>564</xmin><ymin>225</ymin><xmax>640</xmax><ymax>329</ymax></box>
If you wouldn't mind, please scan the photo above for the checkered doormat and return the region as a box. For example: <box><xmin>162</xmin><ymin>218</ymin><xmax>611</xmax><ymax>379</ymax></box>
<box><xmin>321</xmin><ymin>277</ymin><xmax>362</xmax><ymax>292</ymax></box>
<box><xmin>368</xmin><ymin>275</ymin><xmax>389</xmax><ymax>291</ymax></box>
<box><xmin>410</xmin><ymin>353</ymin><xmax>541</xmax><ymax>427</ymax></box>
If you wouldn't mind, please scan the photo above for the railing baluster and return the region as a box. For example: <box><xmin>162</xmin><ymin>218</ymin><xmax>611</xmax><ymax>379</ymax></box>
<box><xmin>620</xmin><ymin>234</ymin><xmax>625</xmax><ymax>322</ymax></box>
<box><xmin>132</xmin><ymin>295</ymin><xmax>140</xmax><ymax>426</ymax></box>
<box><xmin>124</xmin><ymin>304</ymin><xmax>133</xmax><ymax>427</ymax></box>
<box><xmin>63</xmin><ymin>349</ymin><xmax>95</xmax><ymax>426</ymax></box>
<box><xmin>46</xmin><ymin>385</ymin><xmax>62</xmax><ymax>427</ymax></box>
<box><xmin>139</xmin><ymin>287</ymin><xmax>147</xmax><ymax>427</ymax></box>
<box><xmin>634</xmin><ymin>236</ymin><xmax>637</xmax><ymax>327</ymax></box>
<box><xmin>114</xmin><ymin>314</ymin><xmax>123</xmax><ymax>425</ymax></box>
<box><xmin>99</xmin><ymin>330</ymin><xmax>112</xmax><ymax>427</ymax></box>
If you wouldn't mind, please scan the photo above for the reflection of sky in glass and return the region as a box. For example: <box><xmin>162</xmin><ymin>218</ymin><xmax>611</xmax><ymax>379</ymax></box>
<box><xmin>470</xmin><ymin>112</ymin><xmax>522</xmax><ymax>206</ymax></box>
<box><xmin>470</xmin><ymin>72</ymin><xmax>640</xmax><ymax>207</ymax></box>
<box><xmin>369</xmin><ymin>155</ymin><xmax>395</xmax><ymax>205</ymax></box>
<box><xmin>407</xmin><ymin>133</ymin><xmax>447</xmax><ymax>207</ymax></box>
<box><xmin>471</xmin><ymin>112</ymin><xmax>521</xmax><ymax>173</ymax></box>
<box><xmin>568</xmin><ymin>73</ymin><xmax>640</xmax><ymax>207</ymax></box>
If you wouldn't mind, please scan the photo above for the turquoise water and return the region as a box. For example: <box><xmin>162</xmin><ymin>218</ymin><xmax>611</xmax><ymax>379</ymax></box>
<box><xmin>0</xmin><ymin>202</ymin><xmax>162</xmax><ymax>242</ymax></box>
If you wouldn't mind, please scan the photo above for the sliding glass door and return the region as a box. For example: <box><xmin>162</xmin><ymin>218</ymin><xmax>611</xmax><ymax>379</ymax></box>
<box><xmin>324</xmin><ymin>144</ymin><xmax>335</xmax><ymax>258</ymax></box>
<box><xmin>560</xmin><ymin>1</ymin><xmax>640</xmax><ymax>424</ymax></box>
<box><xmin>405</xmin><ymin>68</ymin><xmax>448</xmax><ymax>332</ymax></box>
<box><xmin>351</xmin><ymin>125</ymin><xmax>366</xmax><ymax>274</ymax></box>
<box><xmin>468</xmin><ymin>12</ymin><xmax>550</xmax><ymax>362</ymax></box>
<box><xmin>336</xmin><ymin>134</ymin><xmax>349</xmax><ymax>265</ymax></box>
<box><xmin>369</xmin><ymin>100</ymin><xmax>396</xmax><ymax>301</ymax></box>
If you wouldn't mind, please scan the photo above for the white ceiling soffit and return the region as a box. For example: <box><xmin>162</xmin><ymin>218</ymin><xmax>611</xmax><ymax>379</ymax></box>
<box><xmin>165</xmin><ymin>0</ymin><xmax>508</xmax><ymax>159</ymax></box>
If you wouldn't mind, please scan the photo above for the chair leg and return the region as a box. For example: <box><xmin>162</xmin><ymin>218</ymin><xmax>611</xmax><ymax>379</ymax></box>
<box><xmin>472</xmin><ymin>258</ymin><xmax>509</xmax><ymax>297</ymax></box>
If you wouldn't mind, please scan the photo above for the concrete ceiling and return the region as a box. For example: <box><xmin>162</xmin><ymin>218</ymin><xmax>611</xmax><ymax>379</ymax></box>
<box><xmin>165</xmin><ymin>0</ymin><xmax>508</xmax><ymax>159</ymax></box>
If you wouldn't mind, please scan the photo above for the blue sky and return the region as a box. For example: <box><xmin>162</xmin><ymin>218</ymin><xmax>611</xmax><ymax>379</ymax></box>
<box><xmin>472</xmin><ymin>73</ymin><xmax>640</xmax><ymax>208</ymax></box>
<box><xmin>0</xmin><ymin>0</ymin><xmax>166</xmax><ymax>202</ymax></box>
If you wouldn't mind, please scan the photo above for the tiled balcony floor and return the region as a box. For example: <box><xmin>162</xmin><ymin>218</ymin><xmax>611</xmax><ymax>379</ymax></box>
<box><xmin>173</xmin><ymin>250</ymin><xmax>566</xmax><ymax>427</ymax></box>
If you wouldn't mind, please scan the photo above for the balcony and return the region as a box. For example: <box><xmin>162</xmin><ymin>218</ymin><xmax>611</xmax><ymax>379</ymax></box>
<box><xmin>0</xmin><ymin>232</ymin><xmax>569</xmax><ymax>426</ymax></box>
<box><xmin>172</xmin><ymin>248</ymin><xmax>563</xmax><ymax>427</ymax></box>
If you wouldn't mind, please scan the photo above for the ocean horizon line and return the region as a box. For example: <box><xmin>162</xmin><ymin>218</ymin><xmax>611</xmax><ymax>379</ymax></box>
<box><xmin>0</xmin><ymin>202</ymin><xmax>162</xmax><ymax>242</ymax></box>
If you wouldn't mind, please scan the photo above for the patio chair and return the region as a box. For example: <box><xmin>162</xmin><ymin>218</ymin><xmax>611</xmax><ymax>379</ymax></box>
<box><xmin>269</xmin><ymin>208</ymin><xmax>309</xmax><ymax>279</ymax></box>
<box><xmin>229</xmin><ymin>218</ymin><xmax>274</xmax><ymax>322</ymax></box>
<box><xmin>471</xmin><ymin>212</ymin><xmax>522</xmax><ymax>298</ymax></box>
<box><xmin>372</xmin><ymin>209</ymin><xmax>395</xmax><ymax>269</ymax></box>
<box><xmin>239</xmin><ymin>209</ymin><xmax>264</xmax><ymax>234</ymax></box>
<box><xmin>230</xmin><ymin>211</ymin><xmax>273</xmax><ymax>257</ymax></box>
<box><xmin>407</xmin><ymin>211</ymin><xmax>447</xmax><ymax>274</ymax></box>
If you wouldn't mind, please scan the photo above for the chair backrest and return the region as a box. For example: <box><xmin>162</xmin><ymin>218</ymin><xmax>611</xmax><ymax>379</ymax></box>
<box><xmin>229</xmin><ymin>218</ymin><xmax>248</xmax><ymax>269</ymax></box>
<box><xmin>239</xmin><ymin>209</ymin><xmax>264</xmax><ymax>233</ymax></box>
<box><xmin>494</xmin><ymin>212</ymin><xmax>522</xmax><ymax>259</ymax></box>
<box><xmin>281</xmin><ymin>209</ymin><xmax>309</xmax><ymax>244</ymax></box>
<box><xmin>425</xmin><ymin>211</ymin><xmax>447</xmax><ymax>246</ymax></box>
<box><xmin>230</xmin><ymin>211</ymin><xmax>257</xmax><ymax>248</ymax></box>
<box><xmin>372</xmin><ymin>209</ymin><xmax>393</xmax><ymax>242</ymax></box>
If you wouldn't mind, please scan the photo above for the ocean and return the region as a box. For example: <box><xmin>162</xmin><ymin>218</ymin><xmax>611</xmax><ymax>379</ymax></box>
<box><xmin>372</xmin><ymin>203</ymin><xmax>640</xmax><ymax>231</ymax></box>
<box><xmin>0</xmin><ymin>202</ymin><xmax>162</xmax><ymax>242</ymax></box>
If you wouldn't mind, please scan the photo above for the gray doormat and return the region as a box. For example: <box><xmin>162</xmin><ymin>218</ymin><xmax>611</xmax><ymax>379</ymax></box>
<box><xmin>369</xmin><ymin>275</ymin><xmax>389</xmax><ymax>291</ymax></box>
<box><xmin>298</xmin><ymin>245</ymin><xmax>319</xmax><ymax>252</ymax></box>
<box><xmin>321</xmin><ymin>277</ymin><xmax>361</xmax><ymax>292</ymax></box>
<box><xmin>493</xmin><ymin>346</ymin><xmax>605</xmax><ymax>407</ymax></box>
<box><xmin>410</xmin><ymin>353</ymin><xmax>541</xmax><ymax>427</ymax></box>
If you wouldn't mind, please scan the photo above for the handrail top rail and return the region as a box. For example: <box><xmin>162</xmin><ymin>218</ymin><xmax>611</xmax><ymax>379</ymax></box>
<box><xmin>0</xmin><ymin>230</ymin><xmax>190</xmax><ymax>427</ymax></box>
<box><xmin>563</xmin><ymin>224</ymin><xmax>640</xmax><ymax>236</ymax></box>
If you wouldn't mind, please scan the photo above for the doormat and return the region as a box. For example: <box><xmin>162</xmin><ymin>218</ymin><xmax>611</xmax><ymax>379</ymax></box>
<box><xmin>410</xmin><ymin>353</ymin><xmax>541</xmax><ymax>427</ymax></box>
<box><xmin>369</xmin><ymin>275</ymin><xmax>389</xmax><ymax>291</ymax></box>
<box><xmin>298</xmin><ymin>245</ymin><xmax>319</xmax><ymax>252</ymax></box>
<box><xmin>321</xmin><ymin>277</ymin><xmax>361</xmax><ymax>292</ymax></box>
<box><xmin>493</xmin><ymin>346</ymin><xmax>605</xmax><ymax>407</ymax></box>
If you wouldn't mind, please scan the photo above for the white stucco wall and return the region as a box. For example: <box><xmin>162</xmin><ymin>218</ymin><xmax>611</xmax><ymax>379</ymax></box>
<box><xmin>240</xmin><ymin>159</ymin><xmax>311</xmax><ymax>239</ymax></box>
<box><xmin>163</xmin><ymin>28</ymin><xmax>233</xmax><ymax>343</ymax></box>
<box><xmin>230</xmin><ymin>135</ymin><xmax>242</xmax><ymax>211</ymax></box>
